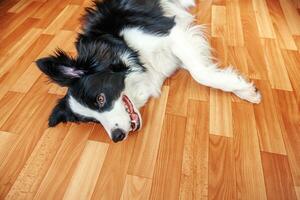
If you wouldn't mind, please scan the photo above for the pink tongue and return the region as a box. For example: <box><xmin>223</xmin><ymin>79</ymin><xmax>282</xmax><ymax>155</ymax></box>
<box><xmin>123</xmin><ymin>95</ymin><xmax>134</xmax><ymax>112</ymax></box>
<box><xmin>131</xmin><ymin>113</ymin><xmax>138</xmax><ymax>121</ymax></box>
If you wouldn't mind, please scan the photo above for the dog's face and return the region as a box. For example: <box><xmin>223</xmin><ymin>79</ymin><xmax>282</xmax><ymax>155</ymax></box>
<box><xmin>36</xmin><ymin>40</ymin><xmax>142</xmax><ymax>142</ymax></box>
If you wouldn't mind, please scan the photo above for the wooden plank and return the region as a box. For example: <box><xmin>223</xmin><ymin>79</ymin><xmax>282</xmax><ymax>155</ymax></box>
<box><xmin>33</xmin><ymin>124</ymin><xmax>94</xmax><ymax>200</ymax></box>
<box><xmin>233</xmin><ymin>103</ymin><xmax>267</xmax><ymax>199</ymax></box>
<box><xmin>179</xmin><ymin>100</ymin><xmax>209</xmax><ymax>200</ymax></box>
<box><xmin>55</xmin><ymin>31</ymin><xmax>78</xmax><ymax>55</ymax></box>
<box><xmin>10</xmin><ymin>63</ymin><xmax>42</xmax><ymax>93</ymax></box>
<box><xmin>195</xmin><ymin>0</ymin><xmax>212</xmax><ymax>24</ymax></box>
<box><xmin>38</xmin><ymin>30</ymin><xmax>75</xmax><ymax>57</ymax></box>
<box><xmin>88</xmin><ymin>124</ymin><xmax>112</xmax><ymax>144</ymax></box>
<box><xmin>128</xmin><ymin>86</ymin><xmax>169</xmax><ymax>178</ymax></box>
<box><xmin>261</xmin><ymin>38</ymin><xmax>292</xmax><ymax>91</ymax></box>
<box><xmin>1</xmin><ymin>76</ymin><xmax>51</xmax><ymax>133</ymax></box>
<box><xmin>279</xmin><ymin>0</ymin><xmax>300</xmax><ymax>35</ymax></box>
<box><xmin>212</xmin><ymin>0</ymin><xmax>226</xmax><ymax>5</ymax></box>
<box><xmin>0</xmin><ymin>1</ymin><xmax>19</xmax><ymax>15</ymax></box>
<box><xmin>296</xmin><ymin>186</ymin><xmax>300</xmax><ymax>200</ymax></box>
<box><xmin>33</xmin><ymin>0</ymin><xmax>72</xmax><ymax>29</ymax></box>
<box><xmin>0</xmin><ymin>92</ymin><xmax>24</xmax><ymax>127</ymax></box>
<box><xmin>211</xmin><ymin>5</ymin><xmax>226</xmax><ymax>37</ymax></box>
<box><xmin>120</xmin><ymin>175</ymin><xmax>152</xmax><ymax>200</ymax></box>
<box><xmin>91</xmin><ymin>134</ymin><xmax>137</xmax><ymax>200</ymax></box>
<box><xmin>0</xmin><ymin>18</ymin><xmax>39</xmax><ymax>56</ymax></box>
<box><xmin>149</xmin><ymin>114</ymin><xmax>186</xmax><ymax>199</ymax></box>
<box><xmin>209</xmin><ymin>88</ymin><xmax>233</xmax><ymax>137</ymax></box>
<box><xmin>62</xmin><ymin>3</ymin><xmax>88</xmax><ymax>31</ymax></box>
<box><xmin>292</xmin><ymin>0</ymin><xmax>300</xmax><ymax>8</ymax></box>
<box><xmin>211</xmin><ymin>37</ymin><xmax>227</xmax><ymax>67</ymax></box>
<box><xmin>9</xmin><ymin>30</ymin><xmax>75</xmax><ymax>94</ymax></box>
<box><xmin>240</xmin><ymin>0</ymin><xmax>268</xmax><ymax>80</ymax></box>
<box><xmin>48</xmin><ymin>84</ymin><xmax>68</xmax><ymax>96</ymax></box>
<box><xmin>32</xmin><ymin>0</ymin><xmax>66</xmax><ymax>19</ymax></box>
<box><xmin>273</xmin><ymin>90</ymin><xmax>300</xmax><ymax>186</ymax></box>
<box><xmin>0</xmin><ymin>34</ymin><xmax>53</xmax><ymax>100</ymax></box>
<box><xmin>281</xmin><ymin>50</ymin><xmax>300</xmax><ymax>107</ymax></box>
<box><xmin>8</xmin><ymin>0</ymin><xmax>33</xmax><ymax>13</ymax></box>
<box><xmin>253</xmin><ymin>80</ymin><xmax>286</xmax><ymax>155</ymax></box>
<box><xmin>266</xmin><ymin>0</ymin><xmax>298</xmax><ymax>50</ymax></box>
<box><xmin>0</xmin><ymin>1</ymin><xmax>43</xmax><ymax>40</ymax></box>
<box><xmin>0</xmin><ymin>94</ymin><xmax>59</xmax><ymax>199</ymax></box>
<box><xmin>69</xmin><ymin>0</ymin><xmax>86</xmax><ymax>5</ymax></box>
<box><xmin>5</xmin><ymin>125</ymin><xmax>70</xmax><ymax>200</ymax></box>
<box><xmin>63</xmin><ymin>141</ymin><xmax>109</xmax><ymax>200</ymax></box>
<box><xmin>0</xmin><ymin>28</ymin><xmax>42</xmax><ymax>77</ymax></box>
<box><xmin>252</xmin><ymin>0</ymin><xmax>275</xmax><ymax>38</ymax></box>
<box><xmin>43</xmin><ymin>5</ymin><xmax>80</xmax><ymax>35</ymax></box>
<box><xmin>166</xmin><ymin>70</ymin><xmax>189</xmax><ymax>117</ymax></box>
<box><xmin>226</xmin><ymin>0</ymin><xmax>244</xmax><ymax>46</ymax></box>
<box><xmin>227</xmin><ymin>46</ymin><xmax>248</xmax><ymax>77</ymax></box>
<box><xmin>0</xmin><ymin>131</ymin><xmax>17</xmax><ymax>165</ymax></box>
<box><xmin>187</xmin><ymin>77</ymin><xmax>209</xmax><ymax>101</ymax></box>
<box><xmin>209</xmin><ymin>135</ymin><xmax>236</xmax><ymax>199</ymax></box>
<box><xmin>294</xmin><ymin>36</ymin><xmax>300</xmax><ymax>50</ymax></box>
<box><xmin>261</xmin><ymin>152</ymin><xmax>297</xmax><ymax>200</ymax></box>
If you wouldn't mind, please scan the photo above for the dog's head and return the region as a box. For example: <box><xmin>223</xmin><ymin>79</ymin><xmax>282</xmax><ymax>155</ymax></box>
<box><xmin>36</xmin><ymin>36</ymin><xmax>143</xmax><ymax>142</ymax></box>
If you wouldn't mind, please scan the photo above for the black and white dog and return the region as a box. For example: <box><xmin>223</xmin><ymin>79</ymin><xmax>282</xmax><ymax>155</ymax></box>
<box><xmin>36</xmin><ymin>0</ymin><xmax>261</xmax><ymax>142</ymax></box>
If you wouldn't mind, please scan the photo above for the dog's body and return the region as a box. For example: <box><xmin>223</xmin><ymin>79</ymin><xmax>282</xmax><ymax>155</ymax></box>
<box><xmin>37</xmin><ymin>0</ymin><xmax>261</xmax><ymax>142</ymax></box>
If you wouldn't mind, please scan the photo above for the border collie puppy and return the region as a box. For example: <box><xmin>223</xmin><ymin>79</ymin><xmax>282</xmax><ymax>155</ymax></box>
<box><xmin>36</xmin><ymin>0</ymin><xmax>261</xmax><ymax>142</ymax></box>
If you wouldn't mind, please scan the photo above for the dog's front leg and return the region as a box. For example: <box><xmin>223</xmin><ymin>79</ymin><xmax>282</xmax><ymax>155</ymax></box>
<box><xmin>169</xmin><ymin>25</ymin><xmax>261</xmax><ymax>104</ymax></box>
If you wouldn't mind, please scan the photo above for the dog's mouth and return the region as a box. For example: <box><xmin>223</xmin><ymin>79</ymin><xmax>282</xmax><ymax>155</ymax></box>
<box><xmin>122</xmin><ymin>95</ymin><xmax>142</xmax><ymax>132</ymax></box>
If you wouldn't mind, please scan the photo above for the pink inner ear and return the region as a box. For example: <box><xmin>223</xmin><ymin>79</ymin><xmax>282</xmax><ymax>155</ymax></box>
<box><xmin>62</xmin><ymin>66</ymin><xmax>84</xmax><ymax>78</ymax></box>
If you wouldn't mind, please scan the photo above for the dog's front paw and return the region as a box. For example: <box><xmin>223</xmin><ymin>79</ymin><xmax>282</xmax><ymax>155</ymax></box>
<box><xmin>233</xmin><ymin>84</ymin><xmax>262</xmax><ymax>104</ymax></box>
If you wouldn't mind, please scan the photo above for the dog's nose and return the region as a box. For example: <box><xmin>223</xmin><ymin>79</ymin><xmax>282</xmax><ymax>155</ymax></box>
<box><xmin>111</xmin><ymin>129</ymin><xmax>126</xmax><ymax>143</ymax></box>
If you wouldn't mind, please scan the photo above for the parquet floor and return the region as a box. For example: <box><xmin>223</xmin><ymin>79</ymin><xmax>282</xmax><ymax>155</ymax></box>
<box><xmin>0</xmin><ymin>0</ymin><xmax>300</xmax><ymax>199</ymax></box>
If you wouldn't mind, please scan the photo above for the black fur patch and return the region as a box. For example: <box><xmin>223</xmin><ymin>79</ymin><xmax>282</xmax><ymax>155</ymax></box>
<box><xmin>48</xmin><ymin>96</ymin><xmax>96</xmax><ymax>127</ymax></box>
<box><xmin>82</xmin><ymin>0</ymin><xmax>175</xmax><ymax>38</ymax></box>
<box><xmin>36</xmin><ymin>0</ymin><xmax>175</xmax><ymax>126</ymax></box>
<box><xmin>70</xmin><ymin>70</ymin><xmax>126</xmax><ymax>112</ymax></box>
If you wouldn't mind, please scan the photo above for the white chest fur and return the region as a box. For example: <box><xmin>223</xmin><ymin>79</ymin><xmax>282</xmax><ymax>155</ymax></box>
<box><xmin>121</xmin><ymin>28</ymin><xmax>179</xmax><ymax>108</ymax></box>
<box><xmin>121</xmin><ymin>27</ymin><xmax>178</xmax><ymax>77</ymax></box>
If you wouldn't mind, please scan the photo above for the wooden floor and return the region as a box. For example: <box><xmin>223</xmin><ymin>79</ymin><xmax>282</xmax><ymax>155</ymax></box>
<box><xmin>0</xmin><ymin>0</ymin><xmax>300</xmax><ymax>199</ymax></box>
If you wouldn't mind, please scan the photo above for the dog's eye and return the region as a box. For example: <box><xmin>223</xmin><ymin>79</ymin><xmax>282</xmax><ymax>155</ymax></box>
<box><xmin>96</xmin><ymin>93</ymin><xmax>106</xmax><ymax>108</ymax></box>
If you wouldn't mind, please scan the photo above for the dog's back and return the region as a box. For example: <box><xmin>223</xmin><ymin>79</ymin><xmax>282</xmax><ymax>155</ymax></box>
<box><xmin>81</xmin><ymin>0</ymin><xmax>175</xmax><ymax>38</ymax></box>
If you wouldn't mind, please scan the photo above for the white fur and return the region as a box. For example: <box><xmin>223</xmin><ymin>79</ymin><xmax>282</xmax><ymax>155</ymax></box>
<box><xmin>168</xmin><ymin>25</ymin><xmax>261</xmax><ymax>102</ymax></box>
<box><xmin>119</xmin><ymin>51</ymin><xmax>143</xmax><ymax>72</ymax></box>
<box><xmin>121</xmin><ymin>27</ymin><xmax>178</xmax><ymax>107</ymax></box>
<box><xmin>121</xmin><ymin>28</ymin><xmax>178</xmax><ymax>77</ymax></box>
<box><xmin>122</xmin><ymin>0</ymin><xmax>261</xmax><ymax>105</ymax></box>
<box><xmin>69</xmin><ymin>0</ymin><xmax>261</xmax><ymax>140</ymax></box>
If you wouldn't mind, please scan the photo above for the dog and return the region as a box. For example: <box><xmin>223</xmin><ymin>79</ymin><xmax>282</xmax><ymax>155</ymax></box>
<box><xmin>36</xmin><ymin>0</ymin><xmax>261</xmax><ymax>142</ymax></box>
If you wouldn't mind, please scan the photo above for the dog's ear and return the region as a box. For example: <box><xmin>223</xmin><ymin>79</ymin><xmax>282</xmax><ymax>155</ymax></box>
<box><xmin>48</xmin><ymin>96</ymin><xmax>79</xmax><ymax>127</ymax></box>
<box><xmin>36</xmin><ymin>49</ymin><xmax>85</xmax><ymax>87</ymax></box>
